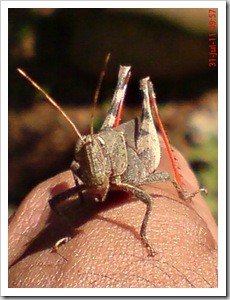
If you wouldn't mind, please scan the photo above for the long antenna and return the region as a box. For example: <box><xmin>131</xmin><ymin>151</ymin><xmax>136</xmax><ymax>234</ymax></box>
<box><xmin>17</xmin><ymin>68</ymin><xmax>84</xmax><ymax>142</ymax></box>
<box><xmin>90</xmin><ymin>53</ymin><xmax>111</xmax><ymax>136</ymax></box>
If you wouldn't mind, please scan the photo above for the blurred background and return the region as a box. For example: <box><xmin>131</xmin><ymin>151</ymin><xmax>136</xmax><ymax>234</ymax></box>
<box><xmin>8</xmin><ymin>8</ymin><xmax>218</xmax><ymax>221</ymax></box>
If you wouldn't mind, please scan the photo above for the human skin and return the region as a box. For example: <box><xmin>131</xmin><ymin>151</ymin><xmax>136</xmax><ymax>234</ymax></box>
<box><xmin>8</xmin><ymin>142</ymin><xmax>218</xmax><ymax>288</ymax></box>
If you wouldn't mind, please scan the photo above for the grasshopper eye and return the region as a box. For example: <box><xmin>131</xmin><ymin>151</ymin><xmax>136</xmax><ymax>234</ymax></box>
<box><xmin>70</xmin><ymin>160</ymin><xmax>80</xmax><ymax>173</ymax></box>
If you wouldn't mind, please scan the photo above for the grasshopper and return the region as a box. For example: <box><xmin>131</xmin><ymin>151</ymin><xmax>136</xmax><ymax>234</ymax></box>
<box><xmin>17</xmin><ymin>65</ymin><xmax>206</xmax><ymax>256</ymax></box>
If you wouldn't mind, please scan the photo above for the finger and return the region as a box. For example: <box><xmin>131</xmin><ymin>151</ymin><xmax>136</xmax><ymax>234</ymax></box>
<box><xmin>8</xmin><ymin>141</ymin><xmax>217</xmax><ymax>287</ymax></box>
<box><xmin>8</xmin><ymin>171</ymin><xmax>75</xmax><ymax>267</ymax></box>
<box><xmin>159</xmin><ymin>137</ymin><xmax>217</xmax><ymax>243</ymax></box>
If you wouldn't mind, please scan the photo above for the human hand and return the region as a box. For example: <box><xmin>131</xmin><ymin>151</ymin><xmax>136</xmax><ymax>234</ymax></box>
<box><xmin>8</xmin><ymin>142</ymin><xmax>218</xmax><ymax>288</ymax></box>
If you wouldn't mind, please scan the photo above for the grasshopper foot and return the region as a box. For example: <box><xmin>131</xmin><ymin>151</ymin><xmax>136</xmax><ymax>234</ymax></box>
<box><xmin>172</xmin><ymin>180</ymin><xmax>208</xmax><ymax>201</ymax></box>
<box><xmin>141</xmin><ymin>234</ymin><xmax>156</xmax><ymax>257</ymax></box>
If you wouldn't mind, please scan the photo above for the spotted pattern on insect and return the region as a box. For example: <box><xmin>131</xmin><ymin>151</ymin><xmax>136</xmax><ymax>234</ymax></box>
<box><xmin>102</xmin><ymin>66</ymin><xmax>131</xmax><ymax>129</ymax></box>
<box><xmin>17</xmin><ymin>65</ymin><xmax>207</xmax><ymax>257</ymax></box>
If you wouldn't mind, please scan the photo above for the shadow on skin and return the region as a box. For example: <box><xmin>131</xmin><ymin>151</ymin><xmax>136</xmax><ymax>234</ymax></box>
<box><xmin>8</xmin><ymin>144</ymin><xmax>218</xmax><ymax>288</ymax></box>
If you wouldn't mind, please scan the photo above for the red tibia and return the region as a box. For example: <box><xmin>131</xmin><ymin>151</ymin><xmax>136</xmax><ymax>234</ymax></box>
<box><xmin>113</xmin><ymin>72</ymin><xmax>131</xmax><ymax>128</ymax></box>
<box><xmin>148</xmin><ymin>84</ymin><xmax>184</xmax><ymax>189</ymax></box>
<box><xmin>113</xmin><ymin>99</ymin><xmax>123</xmax><ymax>127</ymax></box>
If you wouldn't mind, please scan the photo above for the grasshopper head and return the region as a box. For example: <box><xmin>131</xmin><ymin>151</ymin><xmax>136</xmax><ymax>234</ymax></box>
<box><xmin>70</xmin><ymin>135</ymin><xmax>109</xmax><ymax>200</ymax></box>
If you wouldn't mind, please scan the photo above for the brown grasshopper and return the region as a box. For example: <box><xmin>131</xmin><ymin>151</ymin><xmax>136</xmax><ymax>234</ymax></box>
<box><xmin>17</xmin><ymin>65</ymin><xmax>206</xmax><ymax>256</ymax></box>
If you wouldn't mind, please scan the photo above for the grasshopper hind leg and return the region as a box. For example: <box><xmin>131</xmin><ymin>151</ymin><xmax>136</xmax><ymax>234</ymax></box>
<box><xmin>144</xmin><ymin>171</ymin><xmax>207</xmax><ymax>201</ymax></box>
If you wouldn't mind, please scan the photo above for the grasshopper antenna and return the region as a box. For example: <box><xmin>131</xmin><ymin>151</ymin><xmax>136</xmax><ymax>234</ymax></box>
<box><xmin>90</xmin><ymin>53</ymin><xmax>111</xmax><ymax>136</ymax></box>
<box><xmin>17</xmin><ymin>68</ymin><xmax>84</xmax><ymax>143</ymax></box>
